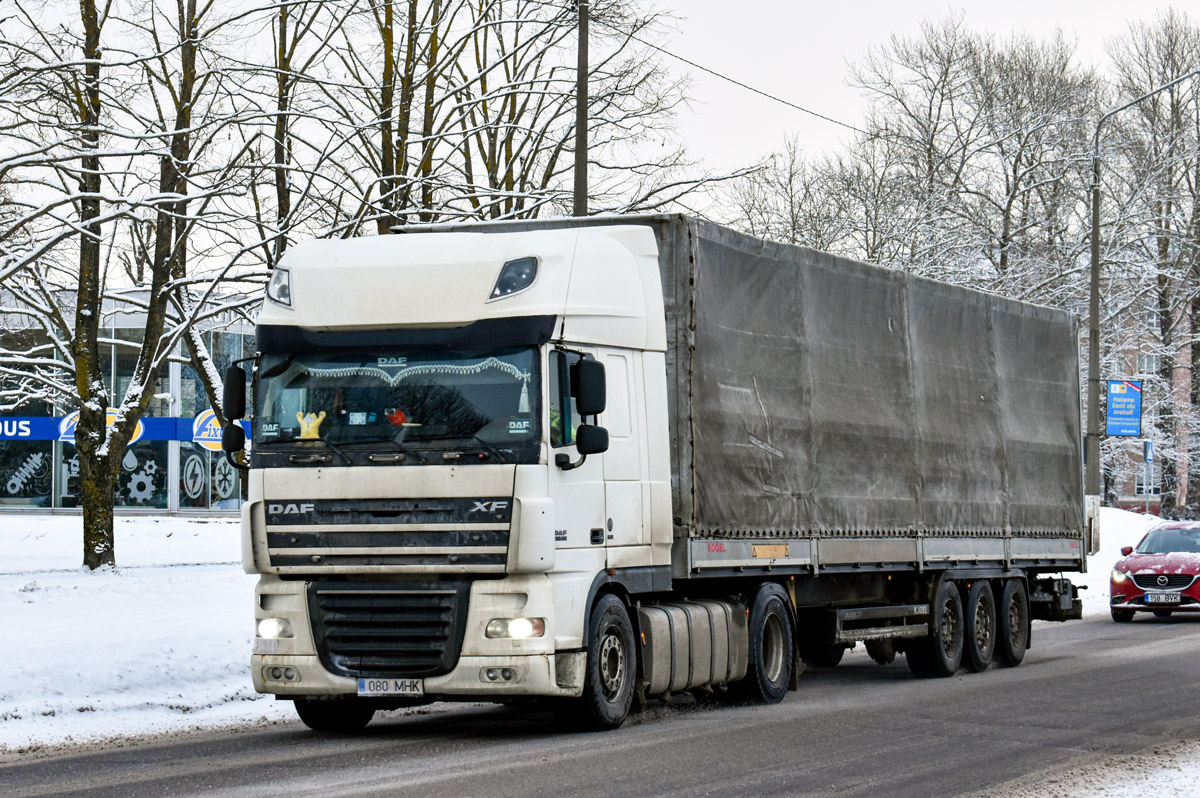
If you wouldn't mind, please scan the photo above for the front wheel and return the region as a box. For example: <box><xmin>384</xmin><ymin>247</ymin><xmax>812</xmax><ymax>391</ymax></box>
<box><xmin>1111</xmin><ymin>608</ymin><xmax>1135</xmax><ymax>623</ymax></box>
<box><xmin>737</xmin><ymin>584</ymin><xmax>794</xmax><ymax>704</ymax></box>
<box><xmin>294</xmin><ymin>698</ymin><xmax>375</xmax><ymax>732</ymax></box>
<box><xmin>566</xmin><ymin>594</ymin><xmax>636</xmax><ymax>731</ymax></box>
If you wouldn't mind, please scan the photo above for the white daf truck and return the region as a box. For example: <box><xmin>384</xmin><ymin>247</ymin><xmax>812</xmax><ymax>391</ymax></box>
<box><xmin>222</xmin><ymin>215</ymin><xmax>1088</xmax><ymax>732</ymax></box>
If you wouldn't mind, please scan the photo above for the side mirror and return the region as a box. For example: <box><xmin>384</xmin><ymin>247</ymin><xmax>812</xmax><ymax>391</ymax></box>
<box><xmin>575</xmin><ymin>424</ymin><xmax>609</xmax><ymax>455</ymax></box>
<box><xmin>222</xmin><ymin>423</ymin><xmax>246</xmax><ymax>454</ymax></box>
<box><xmin>223</xmin><ymin>365</ymin><xmax>246</xmax><ymax>420</ymax></box>
<box><xmin>1120</xmin><ymin>546</ymin><xmax>1133</xmax><ymax>557</ymax></box>
<box><xmin>571</xmin><ymin>359</ymin><xmax>606</xmax><ymax>417</ymax></box>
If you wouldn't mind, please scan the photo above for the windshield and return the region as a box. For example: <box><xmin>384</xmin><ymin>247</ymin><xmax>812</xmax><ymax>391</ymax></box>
<box><xmin>254</xmin><ymin>347</ymin><xmax>539</xmax><ymax>464</ymax></box>
<box><xmin>1135</xmin><ymin>527</ymin><xmax>1200</xmax><ymax>554</ymax></box>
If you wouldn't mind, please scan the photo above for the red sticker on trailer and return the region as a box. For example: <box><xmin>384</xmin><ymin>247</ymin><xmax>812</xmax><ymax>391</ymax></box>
<box><xmin>707</xmin><ymin>543</ymin><xmax>725</xmax><ymax>553</ymax></box>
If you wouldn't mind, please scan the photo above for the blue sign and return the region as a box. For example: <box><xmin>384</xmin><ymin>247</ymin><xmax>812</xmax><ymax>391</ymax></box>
<box><xmin>1106</xmin><ymin>380</ymin><xmax>1143</xmax><ymax>437</ymax></box>
<box><xmin>0</xmin><ymin>417</ymin><xmax>61</xmax><ymax>441</ymax></box>
<box><xmin>1145</xmin><ymin>440</ymin><xmax>1154</xmax><ymax>463</ymax></box>
<box><xmin>0</xmin><ymin>414</ymin><xmax>243</xmax><ymax>442</ymax></box>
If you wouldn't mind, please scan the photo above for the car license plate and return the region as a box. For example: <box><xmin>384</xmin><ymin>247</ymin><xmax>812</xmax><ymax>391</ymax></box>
<box><xmin>357</xmin><ymin>678</ymin><xmax>424</xmax><ymax>697</ymax></box>
<box><xmin>1146</xmin><ymin>592</ymin><xmax>1181</xmax><ymax>605</ymax></box>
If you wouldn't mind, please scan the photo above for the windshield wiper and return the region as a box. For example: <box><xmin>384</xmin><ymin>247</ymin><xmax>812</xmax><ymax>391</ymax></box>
<box><xmin>288</xmin><ymin>438</ymin><xmax>352</xmax><ymax>465</ymax></box>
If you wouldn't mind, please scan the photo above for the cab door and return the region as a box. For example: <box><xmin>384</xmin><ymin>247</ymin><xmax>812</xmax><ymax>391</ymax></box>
<box><xmin>546</xmin><ymin>349</ymin><xmax>606</xmax><ymax>551</ymax></box>
<box><xmin>601</xmin><ymin>351</ymin><xmax>644</xmax><ymax>550</ymax></box>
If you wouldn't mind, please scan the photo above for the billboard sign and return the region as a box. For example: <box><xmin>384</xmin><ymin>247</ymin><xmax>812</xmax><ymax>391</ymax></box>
<box><xmin>1106</xmin><ymin>380</ymin><xmax>1143</xmax><ymax>437</ymax></box>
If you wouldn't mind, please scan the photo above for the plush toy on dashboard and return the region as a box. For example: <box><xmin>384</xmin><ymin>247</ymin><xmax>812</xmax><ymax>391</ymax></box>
<box><xmin>296</xmin><ymin>410</ymin><xmax>327</xmax><ymax>440</ymax></box>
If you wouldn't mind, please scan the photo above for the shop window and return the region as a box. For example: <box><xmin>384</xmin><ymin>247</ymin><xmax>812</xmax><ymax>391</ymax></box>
<box><xmin>0</xmin><ymin>440</ymin><xmax>53</xmax><ymax>507</ymax></box>
<box><xmin>114</xmin><ymin>440</ymin><xmax>170</xmax><ymax>508</ymax></box>
<box><xmin>114</xmin><ymin>328</ymin><xmax>171</xmax><ymax>416</ymax></box>
<box><xmin>178</xmin><ymin>442</ymin><xmax>210</xmax><ymax>509</ymax></box>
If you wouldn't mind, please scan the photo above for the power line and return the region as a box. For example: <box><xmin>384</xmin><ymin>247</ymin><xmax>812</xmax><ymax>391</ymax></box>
<box><xmin>593</xmin><ymin>18</ymin><xmax>866</xmax><ymax>135</ymax></box>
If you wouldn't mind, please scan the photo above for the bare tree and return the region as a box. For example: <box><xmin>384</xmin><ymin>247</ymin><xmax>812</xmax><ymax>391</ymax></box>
<box><xmin>1105</xmin><ymin>9</ymin><xmax>1200</xmax><ymax>513</ymax></box>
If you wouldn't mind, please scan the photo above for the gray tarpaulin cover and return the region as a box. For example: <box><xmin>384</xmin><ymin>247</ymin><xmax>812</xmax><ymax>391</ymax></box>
<box><xmin>421</xmin><ymin>214</ymin><xmax>1084</xmax><ymax>542</ymax></box>
<box><xmin>655</xmin><ymin>217</ymin><xmax>1083</xmax><ymax>540</ymax></box>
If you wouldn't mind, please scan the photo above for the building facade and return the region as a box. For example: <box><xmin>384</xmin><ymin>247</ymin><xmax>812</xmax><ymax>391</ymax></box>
<box><xmin>1</xmin><ymin>320</ymin><xmax>252</xmax><ymax>513</ymax></box>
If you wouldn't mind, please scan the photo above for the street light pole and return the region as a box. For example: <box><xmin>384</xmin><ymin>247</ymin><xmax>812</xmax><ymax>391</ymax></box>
<box><xmin>573</xmin><ymin>0</ymin><xmax>589</xmax><ymax>217</ymax></box>
<box><xmin>1086</xmin><ymin>69</ymin><xmax>1200</xmax><ymax>505</ymax></box>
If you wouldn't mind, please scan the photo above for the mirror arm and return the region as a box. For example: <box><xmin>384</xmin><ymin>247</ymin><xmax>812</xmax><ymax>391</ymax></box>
<box><xmin>225</xmin><ymin>449</ymin><xmax>250</xmax><ymax>473</ymax></box>
<box><xmin>555</xmin><ymin>452</ymin><xmax>587</xmax><ymax>472</ymax></box>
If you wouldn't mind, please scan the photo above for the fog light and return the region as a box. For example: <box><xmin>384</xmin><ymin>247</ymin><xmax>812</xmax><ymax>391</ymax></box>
<box><xmin>485</xmin><ymin>617</ymin><xmax>545</xmax><ymax>639</ymax></box>
<box><xmin>501</xmin><ymin>668</ymin><xmax>514</xmax><ymax>681</ymax></box>
<box><xmin>486</xmin><ymin>668</ymin><xmax>500</xmax><ymax>681</ymax></box>
<box><xmin>257</xmin><ymin>618</ymin><xmax>294</xmax><ymax>639</ymax></box>
<box><xmin>270</xmin><ymin>667</ymin><xmax>284</xmax><ymax>680</ymax></box>
<box><xmin>284</xmin><ymin>667</ymin><xmax>296</xmax><ymax>680</ymax></box>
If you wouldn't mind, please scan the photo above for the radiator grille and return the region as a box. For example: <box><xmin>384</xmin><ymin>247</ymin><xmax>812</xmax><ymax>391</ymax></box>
<box><xmin>1131</xmin><ymin>573</ymin><xmax>1195</xmax><ymax>590</ymax></box>
<box><xmin>308</xmin><ymin>581</ymin><xmax>471</xmax><ymax>678</ymax></box>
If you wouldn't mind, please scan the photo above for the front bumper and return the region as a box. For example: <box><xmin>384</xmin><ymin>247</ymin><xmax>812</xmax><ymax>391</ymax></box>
<box><xmin>251</xmin><ymin>573</ymin><xmax>586</xmax><ymax>700</ymax></box>
<box><xmin>253</xmin><ymin>651</ymin><xmax>584</xmax><ymax>699</ymax></box>
<box><xmin>1110</xmin><ymin>581</ymin><xmax>1200</xmax><ymax>612</ymax></box>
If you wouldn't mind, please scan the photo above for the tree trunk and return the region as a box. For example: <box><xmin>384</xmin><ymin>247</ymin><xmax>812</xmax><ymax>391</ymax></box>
<box><xmin>74</xmin><ymin>0</ymin><xmax>115</xmax><ymax>570</ymax></box>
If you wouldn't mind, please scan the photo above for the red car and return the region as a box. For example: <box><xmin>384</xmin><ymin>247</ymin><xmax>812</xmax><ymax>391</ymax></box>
<box><xmin>1111</xmin><ymin>521</ymin><xmax>1200</xmax><ymax>622</ymax></box>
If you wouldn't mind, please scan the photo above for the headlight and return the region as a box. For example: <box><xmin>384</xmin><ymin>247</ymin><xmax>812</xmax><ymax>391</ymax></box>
<box><xmin>1111</xmin><ymin>569</ymin><xmax>1129</xmax><ymax>584</ymax></box>
<box><xmin>486</xmin><ymin>617</ymin><xmax>545</xmax><ymax>639</ymax></box>
<box><xmin>257</xmin><ymin>618</ymin><xmax>294</xmax><ymax>638</ymax></box>
<box><xmin>266</xmin><ymin>266</ymin><xmax>292</xmax><ymax>307</ymax></box>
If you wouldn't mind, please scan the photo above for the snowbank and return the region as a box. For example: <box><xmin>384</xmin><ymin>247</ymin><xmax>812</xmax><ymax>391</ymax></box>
<box><xmin>0</xmin><ymin>515</ymin><xmax>292</xmax><ymax>754</ymax></box>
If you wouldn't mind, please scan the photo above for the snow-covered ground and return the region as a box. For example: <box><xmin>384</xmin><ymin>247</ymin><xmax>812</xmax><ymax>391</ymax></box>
<box><xmin>0</xmin><ymin>508</ymin><xmax>1196</xmax><ymax>795</ymax></box>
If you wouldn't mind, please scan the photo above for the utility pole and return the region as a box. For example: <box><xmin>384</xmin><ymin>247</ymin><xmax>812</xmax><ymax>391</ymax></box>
<box><xmin>573</xmin><ymin>0</ymin><xmax>588</xmax><ymax>216</ymax></box>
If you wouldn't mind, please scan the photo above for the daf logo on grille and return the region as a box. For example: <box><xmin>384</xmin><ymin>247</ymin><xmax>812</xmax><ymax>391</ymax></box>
<box><xmin>1157</xmin><ymin>574</ymin><xmax>1169</xmax><ymax>587</ymax></box>
<box><xmin>269</xmin><ymin>503</ymin><xmax>315</xmax><ymax>515</ymax></box>
<box><xmin>471</xmin><ymin>501</ymin><xmax>509</xmax><ymax>513</ymax></box>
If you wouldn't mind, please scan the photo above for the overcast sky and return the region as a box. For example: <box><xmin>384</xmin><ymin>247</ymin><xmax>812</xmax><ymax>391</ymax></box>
<box><xmin>666</xmin><ymin>1</ymin><xmax>1188</xmax><ymax>171</ymax></box>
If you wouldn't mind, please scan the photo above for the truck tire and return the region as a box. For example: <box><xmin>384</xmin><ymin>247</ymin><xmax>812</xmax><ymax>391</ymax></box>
<box><xmin>294</xmin><ymin>698</ymin><xmax>375</xmax><ymax>732</ymax></box>
<box><xmin>963</xmin><ymin>581</ymin><xmax>996</xmax><ymax>673</ymax></box>
<box><xmin>738</xmin><ymin>584</ymin><xmax>794</xmax><ymax>704</ymax></box>
<box><xmin>572</xmin><ymin>594</ymin><xmax>636</xmax><ymax>731</ymax></box>
<box><xmin>996</xmin><ymin>578</ymin><xmax>1030</xmax><ymax>666</ymax></box>
<box><xmin>907</xmin><ymin>579</ymin><xmax>963</xmax><ymax>678</ymax></box>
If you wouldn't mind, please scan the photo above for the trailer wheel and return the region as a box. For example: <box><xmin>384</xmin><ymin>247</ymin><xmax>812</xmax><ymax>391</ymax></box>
<box><xmin>1111</xmin><ymin>609</ymin><xmax>1134</xmax><ymax>623</ymax></box>
<box><xmin>570</xmin><ymin>594</ymin><xmax>636</xmax><ymax>731</ymax></box>
<box><xmin>996</xmin><ymin>579</ymin><xmax>1030</xmax><ymax>666</ymax></box>
<box><xmin>294</xmin><ymin>698</ymin><xmax>375</xmax><ymax>732</ymax></box>
<box><xmin>963</xmin><ymin>581</ymin><xmax>996</xmax><ymax>673</ymax></box>
<box><xmin>907</xmin><ymin>579</ymin><xmax>963</xmax><ymax>678</ymax></box>
<box><xmin>738</xmin><ymin>584</ymin><xmax>794</xmax><ymax>704</ymax></box>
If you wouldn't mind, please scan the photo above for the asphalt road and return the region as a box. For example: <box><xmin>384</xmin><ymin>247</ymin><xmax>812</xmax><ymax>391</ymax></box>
<box><xmin>4</xmin><ymin>615</ymin><xmax>1200</xmax><ymax>798</ymax></box>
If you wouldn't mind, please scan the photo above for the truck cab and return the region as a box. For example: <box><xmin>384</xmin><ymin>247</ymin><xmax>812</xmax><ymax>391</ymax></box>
<box><xmin>231</xmin><ymin>223</ymin><xmax>675</xmax><ymax>729</ymax></box>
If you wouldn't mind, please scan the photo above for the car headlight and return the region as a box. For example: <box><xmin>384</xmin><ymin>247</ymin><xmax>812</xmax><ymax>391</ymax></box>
<box><xmin>1111</xmin><ymin>569</ymin><xmax>1129</xmax><ymax>584</ymax></box>
<box><xmin>257</xmin><ymin>618</ymin><xmax>294</xmax><ymax>639</ymax></box>
<box><xmin>486</xmin><ymin>617</ymin><xmax>545</xmax><ymax>639</ymax></box>
<box><xmin>266</xmin><ymin>266</ymin><xmax>292</xmax><ymax>307</ymax></box>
